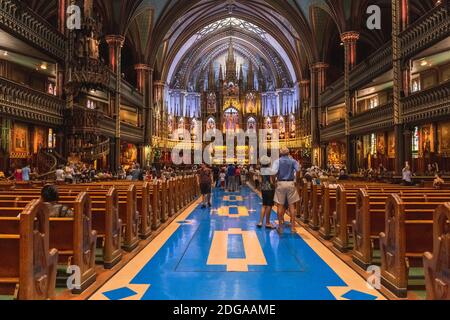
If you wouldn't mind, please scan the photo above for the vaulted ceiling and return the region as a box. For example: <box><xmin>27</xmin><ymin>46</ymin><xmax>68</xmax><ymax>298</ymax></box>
<box><xmin>21</xmin><ymin>0</ymin><xmax>440</xmax><ymax>85</ymax></box>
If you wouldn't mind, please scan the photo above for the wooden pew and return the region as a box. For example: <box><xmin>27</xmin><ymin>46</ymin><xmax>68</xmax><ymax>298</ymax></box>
<box><xmin>423</xmin><ymin>203</ymin><xmax>450</xmax><ymax>300</ymax></box>
<box><xmin>352</xmin><ymin>189</ymin><xmax>450</xmax><ymax>269</ymax></box>
<box><xmin>318</xmin><ymin>184</ymin><xmax>336</xmax><ymax>239</ymax></box>
<box><xmin>0</xmin><ymin>200</ymin><xmax>58</xmax><ymax>300</ymax></box>
<box><xmin>0</xmin><ymin>191</ymin><xmax>97</xmax><ymax>293</ymax></box>
<box><xmin>58</xmin><ymin>186</ymin><xmax>139</xmax><ymax>252</ymax></box>
<box><xmin>0</xmin><ymin>188</ymin><xmax>123</xmax><ymax>269</ymax></box>
<box><xmin>380</xmin><ymin>194</ymin><xmax>447</xmax><ymax>297</ymax></box>
<box><xmin>308</xmin><ymin>183</ymin><xmax>321</xmax><ymax>229</ymax></box>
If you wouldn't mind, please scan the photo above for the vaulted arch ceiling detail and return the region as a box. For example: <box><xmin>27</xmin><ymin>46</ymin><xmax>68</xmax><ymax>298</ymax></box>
<box><xmin>166</xmin><ymin>19</ymin><xmax>297</xmax><ymax>90</ymax></box>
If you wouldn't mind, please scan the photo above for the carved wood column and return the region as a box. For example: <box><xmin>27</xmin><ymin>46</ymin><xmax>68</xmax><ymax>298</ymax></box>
<box><xmin>341</xmin><ymin>31</ymin><xmax>360</xmax><ymax>173</ymax></box>
<box><xmin>105</xmin><ymin>35</ymin><xmax>125</xmax><ymax>172</ymax></box>
<box><xmin>300</xmin><ymin>79</ymin><xmax>310</xmax><ymax>138</ymax></box>
<box><xmin>392</xmin><ymin>0</ymin><xmax>409</xmax><ymax>173</ymax></box>
<box><xmin>310</xmin><ymin>63</ymin><xmax>328</xmax><ymax>152</ymax></box>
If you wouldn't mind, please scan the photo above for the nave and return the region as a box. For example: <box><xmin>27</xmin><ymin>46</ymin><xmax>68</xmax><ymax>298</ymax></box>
<box><xmin>90</xmin><ymin>186</ymin><xmax>384</xmax><ymax>301</ymax></box>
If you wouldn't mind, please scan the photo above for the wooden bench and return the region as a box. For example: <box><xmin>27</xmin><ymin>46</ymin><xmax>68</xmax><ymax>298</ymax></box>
<box><xmin>423</xmin><ymin>203</ymin><xmax>450</xmax><ymax>300</ymax></box>
<box><xmin>334</xmin><ymin>186</ymin><xmax>449</xmax><ymax>252</ymax></box>
<box><xmin>380</xmin><ymin>194</ymin><xmax>447</xmax><ymax>297</ymax></box>
<box><xmin>0</xmin><ymin>192</ymin><xmax>98</xmax><ymax>293</ymax></box>
<box><xmin>0</xmin><ymin>199</ymin><xmax>58</xmax><ymax>300</ymax></box>
<box><xmin>352</xmin><ymin>189</ymin><xmax>450</xmax><ymax>269</ymax></box>
<box><xmin>0</xmin><ymin>188</ymin><xmax>123</xmax><ymax>269</ymax></box>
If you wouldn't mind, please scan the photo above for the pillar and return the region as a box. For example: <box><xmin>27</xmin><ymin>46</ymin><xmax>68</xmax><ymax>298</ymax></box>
<box><xmin>341</xmin><ymin>31</ymin><xmax>360</xmax><ymax>173</ymax></box>
<box><xmin>392</xmin><ymin>0</ymin><xmax>409</xmax><ymax>173</ymax></box>
<box><xmin>310</xmin><ymin>63</ymin><xmax>328</xmax><ymax>165</ymax></box>
<box><xmin>105</xmin><ymin>35</ymin><xmax>125</xmax><ymax>172</ymax></box>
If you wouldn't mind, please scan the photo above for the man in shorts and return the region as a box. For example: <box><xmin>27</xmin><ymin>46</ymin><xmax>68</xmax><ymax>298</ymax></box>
<box><xmin>197</xmin><ymin>164</ymin><xmax>213</xmax><ymax>209</ymax></box>
<box><xmin>272</xmin><ymin>147</ymin><xmax>300</xmax><ymax>234</ymax></box>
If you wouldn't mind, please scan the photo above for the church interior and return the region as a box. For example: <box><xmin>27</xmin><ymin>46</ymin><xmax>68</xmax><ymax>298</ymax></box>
<box><xmin>0</xmin><ymin>0</ymin><xmax>449</xmax><ymax>302</ymax></box>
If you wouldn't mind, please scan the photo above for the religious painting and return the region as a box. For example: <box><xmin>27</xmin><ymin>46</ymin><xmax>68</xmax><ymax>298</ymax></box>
<box><xmin>121</xmin><ymin>143</ymin><xmax>137</xmax><ymax>166</ymax></box>
<box><xmin>33</xmin><ymin>127</ymin><xmax>47</xmax><ymax>154</ymax></box>
<box><xmin>207</xmin><ymin>92</ymin><xmax>217</xmax><ymax>113</ymax></box>
<box><xmin>12</xmin><ymin>123</ymin><xmax>28</xmax><ymax>154</ymax></box>
<box><xmin>388</xmin><ymin>131</ymin><xmax>396</xmax><ymax>158</ymax></box>
<box><xmin>421</xmin><ymin>124</ymin><xmax>434</xmax><ymax>154</ymax></box>
<box><xmin>376</xmin><ymin>133</ymin><xmax>386</xmax><ymax>155</ymax></box>
<box><xmin>438</xmin><ymin>121</ymin><xmax>450</xmax><ymax>155</ymax></box>
<box><xmin>223</xmin><ymin>108</ymin><xmax>240</xmax><ymax>133</ymax></box>
<box><xmin>327</xmin><ymin>142</ymin><xmax>345</xmax><ymax>166</ymax></box>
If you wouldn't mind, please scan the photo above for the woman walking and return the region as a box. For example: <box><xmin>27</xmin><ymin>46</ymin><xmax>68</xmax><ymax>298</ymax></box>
<box><xmin>257</xmin><ymin>156</ymin><xmax>275</xmax><ymax>229</ymax></box>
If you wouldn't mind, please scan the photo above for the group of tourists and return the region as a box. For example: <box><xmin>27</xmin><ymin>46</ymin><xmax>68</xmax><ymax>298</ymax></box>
<box><xmin>196</xmin><ymin>147</ymin><xmax>301</xmax><ymax>234</ymax></box>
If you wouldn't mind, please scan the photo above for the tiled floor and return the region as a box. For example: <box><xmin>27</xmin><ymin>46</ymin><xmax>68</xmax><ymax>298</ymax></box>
<box><xmin>90</xmin><ymin>186</ymin><xmax>385</xmax><ymax>300</ymax></box>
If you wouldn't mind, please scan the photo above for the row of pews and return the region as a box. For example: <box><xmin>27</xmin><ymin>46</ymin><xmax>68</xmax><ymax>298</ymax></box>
<box><xmin>297</xmin><ymin>180</ymin><xmax>450</xmax><ymax>299</ymax></box>
<box><xmin>0</xmin><ymin>176</ymin><xmax>199</xmax><ymax>300</ymax></box>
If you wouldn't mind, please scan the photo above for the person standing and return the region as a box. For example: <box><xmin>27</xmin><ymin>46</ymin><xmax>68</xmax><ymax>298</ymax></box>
<box><xmin>212</xmin><ymin>166</ymin><xmax>220</xmax><ymax>188</ymax></box>
<box><xmin>235</xmin><ymin>165</ymin><xmax>241</xmax><ymax>191</ymax></box>
<box><xmin>272</xmin><ymin>147</ymin><xmax>301</xmax><ymax>234</ymax></box>
<box><xmin>21</xmin><ymin>165</ymin><xmax>31</xmax><ymax>182</ymax></box>
<box><xmin>227</xmin><ymin>163</ymin><xmax>236</xmax><ymax>192</ymax></box>
<box><xmin>198</xmin><ymin>164</ymin><xmax>213</xmax><ymax>208</ymax></box>
<box><xmin>257</xmin><ymin>156</ymin><xmax>275</xmax><ymax>229</ymax></box>
<box><xmin>402</xmin><ymin>162</ymin><xmax>413</xmax><ymax>186</ymax></box>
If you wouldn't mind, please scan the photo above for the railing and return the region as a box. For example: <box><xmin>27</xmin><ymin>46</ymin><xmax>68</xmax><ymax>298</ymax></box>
<box><xmin>350</xmin><ymin>102</ymin><xmax>394</xmax><ymax>135</ymax></box>
<box><xmin>0</xmin><ymin>0</ymin><xmax>66</xmax><ymax>60</ymax></box>
<box><xmin>349</xmin><ymin>43</ymin><xmax>392</xmax><ymax>90</ymax></box>
<box><xmin>0</xmin><ymin>76</ymin><xmax>64</xmax><ymax>125</ymax></box>
<box><xmin>400</xmin><ymin>0</ymin><xmax>449</xmax><ymax>60</ymax></box>
<box><xmin>121</xmin><ymin>121</ymin><xmax>144</xmax><ymax>142</ymax></box>
<box><xmin>320</xmin><ymin>119</ymin><xmax>345</xmax><ymax>142</ymax></box>
<box><xmin>402</xmin><ymin>81</ymin><xmax>450</xmax><ymax>123</ymax></box>
<box><xmin>321</xmin><ymin>77</ymin><xmax>345</xmax><ymax>107</ymax></box>
<box><xmin>80</xmin><ymin>138</ymin><xmax>110</xmax><ymax>162</ymax></box>
<box><xmin>121</xmin><ymin>79</ymin><xmax>144</xmax><ymax>108</ymax></box>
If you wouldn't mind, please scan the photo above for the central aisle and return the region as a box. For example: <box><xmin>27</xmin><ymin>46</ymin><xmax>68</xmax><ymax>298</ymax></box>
<box><xmin>91</xmin><ymin>186</ymin><xmax>385</xmax><ymax>300</ymax></box>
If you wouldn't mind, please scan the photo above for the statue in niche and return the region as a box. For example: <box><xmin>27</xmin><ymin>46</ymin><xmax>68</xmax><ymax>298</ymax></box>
<box><xmin>289</xmin><ymin>114</ymin><xmax>296</xmax><ymax>138</ymax></box>
<box><xmin>207</xmin><ymin>92</ymin><xmax>217</xmax><ymax>113</ymax></box>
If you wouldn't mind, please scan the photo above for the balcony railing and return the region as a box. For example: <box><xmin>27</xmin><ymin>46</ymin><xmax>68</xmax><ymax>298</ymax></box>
<box><xmin>0</xmin><ymin>0</ymin><xmax>66</xmax><ymax>60</ymax></box>
<box><xmin>0</xmin><ymin>76</ymin><xmax>64</xmax><ymax>125</ymax></box>
<box><xmin>400</xmin><ymin>0</ymin><xmax>449</xmax><ymax>60</ymax></box>
<box><xmin>121</xmin><ymin>79</ymin><xmax>144</xmax><ymax>108</ymax></box>
<box><xmin>121</xmin><ymin>121</ymin><xmax>144</xmax><ymax>143</ymax></box>
<box><xmin>320</xmin><ymin>119</ymin><xmax>345</xmax><ymax>142</ymax></box>
<box><xmin>349</xmin><ymin>43</ymin><xmax>392</xmax><ymax>90</ymax></box>
<box><xmin>320</xmin><ymin>1</ymin><xmax>449</xmax><ymax>108</ymax></box>
<box><xmin>350</xmin><ymin>102</ymin><xmax>394</xmax><ymax>135</ymax></box>
<box><xmin>321</xmin><ymin>77</ymin><xmax>345</xmax><ymax>107</ymax></box>
<box><xmin>402</xmin><ymin>81</ymin><xmax>450</xmax><ymax>124</ymax></box>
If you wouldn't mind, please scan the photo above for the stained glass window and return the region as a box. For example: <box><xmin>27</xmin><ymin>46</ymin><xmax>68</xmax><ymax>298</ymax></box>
<box><xmin>196</xmin><ymin>18</ymin><xmax>267</xmax><ymax>41</ymax></box>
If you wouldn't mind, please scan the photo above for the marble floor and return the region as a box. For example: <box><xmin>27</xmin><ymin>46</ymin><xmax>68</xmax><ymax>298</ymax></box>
<box><xmin>90</xmin><ymin>186</ymin><xmax>385</xmax><ymax>300</ymax></box>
